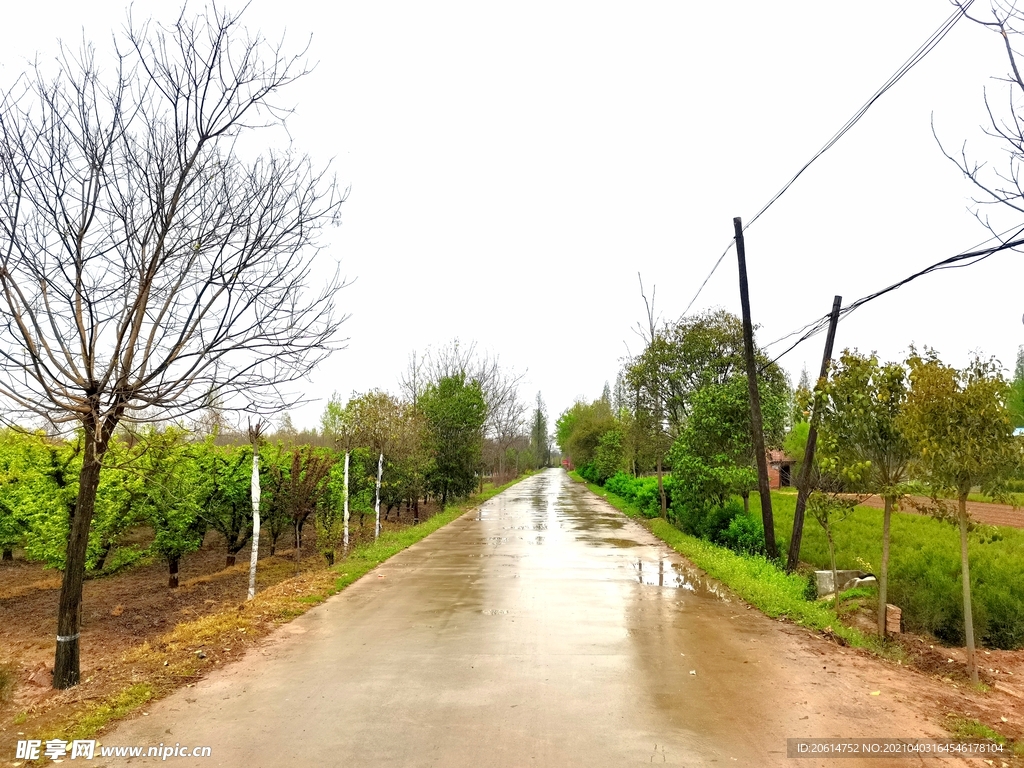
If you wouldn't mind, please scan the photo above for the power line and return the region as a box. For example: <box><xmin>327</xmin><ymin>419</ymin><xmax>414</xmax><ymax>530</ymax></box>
<box><xmin>765</xmin><ymin>225</ymin><xmax>1024</xmax><ymax>365</ymax></box>
<box><xmin>680</xmin><ymin>1</ymin><xmax>973</xmax><ymax>319</ymax></box>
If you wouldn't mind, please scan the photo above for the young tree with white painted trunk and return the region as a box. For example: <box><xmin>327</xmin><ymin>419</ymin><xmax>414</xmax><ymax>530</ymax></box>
<box><xmin>247</xmin><ymin>422</ymin><xmax>268</xmax><ymax>600</ymax></box>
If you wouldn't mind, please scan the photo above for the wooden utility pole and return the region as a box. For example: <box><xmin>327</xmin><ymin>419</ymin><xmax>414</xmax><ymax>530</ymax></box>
<box><xmin>734</xmin><ymin>217</ymin><xmax>778</xmax><ymax>560</ymax></box>
<box><xmin>786</xmin><ymin>295</ymin><xmax>843</xmax><ymax>573</ymax></box>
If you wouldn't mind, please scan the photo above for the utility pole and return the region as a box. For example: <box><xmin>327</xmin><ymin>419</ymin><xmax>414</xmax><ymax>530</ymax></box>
<box><xmin>786</xmin><ymin>295</ymin><xmax>843</xmax><ymax>572</ymax></box>
<box><xmin>734</xmin><ymin>217</ymin><xmax>778</xmax><ymax>560</ymax></box>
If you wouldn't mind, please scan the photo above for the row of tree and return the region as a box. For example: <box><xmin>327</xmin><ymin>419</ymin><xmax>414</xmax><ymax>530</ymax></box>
<box><xmin>556</xmin><ymin>309</ymin><xmax>1022</xmax><ymax>682</ymax></box>
<box><xmin>0</xmin><ymin>336</ymin><xmax>553</xmax><ymax>690</ymax></box>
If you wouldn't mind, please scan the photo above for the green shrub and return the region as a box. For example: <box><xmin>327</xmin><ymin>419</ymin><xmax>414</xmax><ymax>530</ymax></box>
<box><xmin>578</xmin><ymin>462</ymin><xmax>601</xmax><ymax>485</ymax></box>
<box><xmin>602</xmin><ymin>472</ymin><xmax>666</xmax><ymax>518</ymax></box>
<box><xmin>718</xmin><ymin>512</ymin><xmax>767</xmax><ymax>556</ymax></box>
<box><xmin>675</xmin><ymin>497</ymin><xmax>743</xmax><ymax>542</ymax></box>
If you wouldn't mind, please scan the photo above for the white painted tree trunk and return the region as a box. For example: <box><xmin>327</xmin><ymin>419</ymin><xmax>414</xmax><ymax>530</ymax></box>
<box><xmin>374</xmin><ymin>451</ymin><xmax>383</xmax><ymax>540</ymax></box>
<box><xmin>247</xmin><ymin>444</ymin><xmax>261</xmax><ymax>600</ymax></box>
<box><xmin>343</xmin><ymin>451</ymin><xmax>350</xmax><ymax>554</ymax></box>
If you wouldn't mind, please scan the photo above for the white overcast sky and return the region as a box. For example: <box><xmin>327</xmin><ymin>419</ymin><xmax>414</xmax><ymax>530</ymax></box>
<box><xmin>2</xmin><ymin>1</ymin><xmax>1022</xmax><ymax>429</ymax></box>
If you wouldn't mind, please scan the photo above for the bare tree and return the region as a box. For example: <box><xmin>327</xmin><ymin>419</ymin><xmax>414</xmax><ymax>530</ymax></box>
<box><xmin>0</xmin><ymin>7</ymin><xmax>347</xmax><ymax>688</ymax></box>
<box><xmin>941</xmin><ymin>2</ymin><xmax>1024</xmax><ymax>237</ymax></box>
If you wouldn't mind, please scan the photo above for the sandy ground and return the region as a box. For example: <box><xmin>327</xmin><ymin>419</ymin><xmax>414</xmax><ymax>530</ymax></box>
<box><xmin>79</xmin><ymin>470</ymin><xmax>1016</xmax><ymax>767</ymax></box>
<box><xmin>856</xmin><ymin>494</ymin><xmax>1024</xmax><ymax>529</ymax></box>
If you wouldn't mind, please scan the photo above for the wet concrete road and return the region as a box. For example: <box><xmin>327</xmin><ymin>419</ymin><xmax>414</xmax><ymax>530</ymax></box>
<box><xmin>100</xmin><ymin>469</ymin><xmax>949</xmax><ymax>766</ymax></box>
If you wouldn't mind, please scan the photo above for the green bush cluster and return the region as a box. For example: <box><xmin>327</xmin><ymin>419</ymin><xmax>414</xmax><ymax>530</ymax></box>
<box><xmin>602</xmin><ymin>472</ymin><xmax>669</xmax><ymax>518</ymax></box>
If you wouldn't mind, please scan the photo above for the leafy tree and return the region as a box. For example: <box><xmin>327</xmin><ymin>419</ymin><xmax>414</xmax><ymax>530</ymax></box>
<box><xmin>317</xmin><ymin>459</ymin><xmax>349</xmax><ymax>565</ymax></box>
<box><xmin>200</xmin><ymin>449</ymin><xmax>254</xmax><ymax>569</ymax></box>
<box><xmin>132</xmin><ymin>429</ymin><xmax>207</xmax><ymax>588</ymax></box>
<box><xmin>1008</xmin><ymin>346</ymin><xmax>1024</xmax><ymax>429</ymax></box>
<box><xmin>347</xmin><ymin>390</ymin><xmax>403</xmax><ymax>538</ymax></box>
<box><xmin>530</xmin><ymin>392</ymin><xmax>550</xmax><ymax>469</ymax></box>
<box><xmin>680</xmin><ymin>370</ymin><xmax>788</xmax><ymax>513</ymax></box>
<box><xmin>627</xmin><ymin>309</ymin><xmax>777</xmax><ymax>518</ymax></box>
<box><xmin>793</xmin><ymin>366</ymin><xmax>813</xmax><ymax>425</ymax></box>
<box><xmin>259</xmin><ymin>442</ymin><xmax>294</xmax><ymax>556</ymax></box>
<box><xmin>420</xmin><ymin>375</ymin><xmax>486</xmax><ymax>507</ymax></box>
<box><xmin>0</xmin><ymin>430</ymin><xmax>59</xmax><ymax>561</ymax></box>
<box><xmin>555</xmin><ymin>398</ymin><xmax>617</xmax><ymax>472</ymax></box>
<box><xmin>817</xmin><ymin>351</ymin><xmax>915</xmax><ymax>636</ymax></box>
<box><xmin>283</xmin><ymin>446</ymin><xmax>333</xmax><ymax>560</ymax></box>
<box><xmin>592</xmin><ymin>430</ymin><xmax>624</xmax><ymax>483</ymax></box>
<box><xmin>902</xmin><ymin>351</ymin><xmax>1021</xmax><ymax>683</ymax></box>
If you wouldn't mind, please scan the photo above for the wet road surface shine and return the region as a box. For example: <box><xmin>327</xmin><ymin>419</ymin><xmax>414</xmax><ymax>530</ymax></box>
<box><xmin>99</xmin><ymin>470</ymin><xmax>919</xmax><ymax>766</ymax></box>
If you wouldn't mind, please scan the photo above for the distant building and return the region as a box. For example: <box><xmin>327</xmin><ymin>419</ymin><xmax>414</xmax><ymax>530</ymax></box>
<box><xmin>767</xmin><ymin>450</ymin><xmax>796</xmax><ymax>489</ymax></box>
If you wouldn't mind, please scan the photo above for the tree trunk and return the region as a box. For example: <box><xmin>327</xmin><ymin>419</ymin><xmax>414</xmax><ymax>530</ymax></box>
<box><xmin>656</xmin><ymin>454</ymin><xmax>666</xmax><ymax>518</ymax></box>
<box><xmin>168</xmin><ymin>556</ymin><xmax>180</xmax><ymax>589</ymax></box>
<box><xmin>742</xmin><ymin>492</ymin><xmax>750</xmax><ymax>515</ymax></box>
<box><xmin>247</xmin><ymin>443</ymin><xmax>261</xmax><ymax>600</ymax></box>
<box><xmin>92</xmin><ymin>542</ymin><xmax>112</xmax><ymax>572</ymax></box>
<box><xmin>342</xmin><ymin>451</ymin><xmax>350</xmax><ymax>554</ymax></box>
<box><xmin>374</xmin><ymin>452</ymin><xmax>383</xmax><ymax>540</ymax></box>
<box><xmin>54</xmin><ymin>429</ymin><xmax>107</xmax><ymax>689</ymax></box>
<box><xmin>827</xmin><ymin>528</ymin><xmax>839</xmax><ymax>611</ymax></box>
<box><xmin>958</xmin><ymin>494</ymin><xmax>979</xmax><ymax>685</ymax></box>
<box><xmin>413</xmin><ymin>498</ymin><xmax>419</xmax><ymax>525</ymax></box>
<box><xmin>2</xmin><ymin>548</ymin><xmax>11</xmax><ymax>561</ymax></box>
<box><xmin>324</xmin><ymin>550</ymin><xmax>335</xmax><ymax>566</ymax></box>
<box><xmin>877</xmin><ymin>496</ymin><xmax>893</xmax><ymax>637</ymax></box>
<box><xmin>226</xmin><ymin>553</ymin><xmax>236</xmax><ymax>568</ymax></box>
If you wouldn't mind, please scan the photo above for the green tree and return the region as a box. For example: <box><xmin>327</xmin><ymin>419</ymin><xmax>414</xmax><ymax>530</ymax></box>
<box><xmin>902</xmin><ymin>351</ymin><xmax>1021</xmax><ymax>683</ymax></box>
<box><xmin>200</xmin><ymin>448</ymin><xmax>254</xmax><ymax>569</ymax></box>
<box><xmin>530</xmin><ymin>392</ymin><xmax>550</xmax><ymax>468</ymax></box>
<box><xmin>681</xmin><ymin>370</ymin><xmax>788</xmax><ymax>513</ymax></box>
<box><xmin>1007</xmin><ymin>346</ymin><xmax>1024</xmax><ymax>429</ymax></box>
<box><xmin>420</xmin><ymin>375</ymin><xmax>486</xmax><ymax>507</ymax></box>
<box><xmin>554</xmin><ymin>398</ymin><xmax>617</xmax><ymax>472</ymax></box>
<box><xmin>793</xmin><ymin>366</ymin><xmax>812</xmax><ymax>425</ymax></box>
<box><xmin>133</xmin><ymin>429</ymin><xmax>207</xmax><ymax>588</ymax></box>
<box><xmin>817</xmin><ymin>351</ymin><xmax>915</xmax><ymax>636</ymax></box>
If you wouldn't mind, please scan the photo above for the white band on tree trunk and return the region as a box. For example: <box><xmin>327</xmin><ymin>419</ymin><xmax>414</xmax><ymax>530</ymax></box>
<box><xmin>56</xmin><ymin>633</ymin><xmax>81</xmax><ymax>642</ymax></box>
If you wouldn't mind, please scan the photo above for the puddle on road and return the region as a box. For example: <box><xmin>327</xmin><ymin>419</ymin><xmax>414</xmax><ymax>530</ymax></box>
<box><xmin>576</xmin><ymin>536</ymin><xmax>641</xmax><ymax>548</ymax></box>
<box><xmin>631</xmin><ymin>559</ymin><xmax>732</xmax><ymax>600</ymax></box>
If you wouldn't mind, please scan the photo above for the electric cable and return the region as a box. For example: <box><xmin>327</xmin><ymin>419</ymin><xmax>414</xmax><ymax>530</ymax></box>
<box><xmin>680</xmin><ymin>1</ymin><xmax>973</xmax><ymax>319</ymax></box>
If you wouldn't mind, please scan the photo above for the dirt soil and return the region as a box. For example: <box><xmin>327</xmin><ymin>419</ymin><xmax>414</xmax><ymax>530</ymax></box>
<box><xmin>857</xmin><ymin>494</ymin><xmax>1024</xmax><ymax>529</ymax></box>
<box><xmin>0</xmin><ymin>500</ymin><xmax>444</xmax><ymax>759</ymax></box>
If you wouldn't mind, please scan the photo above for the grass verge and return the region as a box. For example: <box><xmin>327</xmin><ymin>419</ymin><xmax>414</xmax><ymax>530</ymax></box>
<box><xmin>568</xmin><ymin>471</ymin><xmax>877</xmax><ymax>650</ymax></box>
<box><xmin>29</xmin><ymin>472</ymin><xmax>535</xmax><ymax>748</ymax></box>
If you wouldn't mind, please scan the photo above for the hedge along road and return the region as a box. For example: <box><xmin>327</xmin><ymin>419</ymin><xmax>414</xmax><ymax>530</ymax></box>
<box><xmin>96</xmin><ymin>469</ymin><xmax>964</xmax><ymax>767</ymax></box>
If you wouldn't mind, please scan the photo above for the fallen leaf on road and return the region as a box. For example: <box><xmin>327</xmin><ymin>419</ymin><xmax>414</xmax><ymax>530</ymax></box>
<box><xmin>869</xmin><ymin>691</ymin><xmax>880</xmax><ymax>696</ymax></box>
<box><xmin>689</xmin><ymin>670</ymin><xmax>696</xmax><ymax>676</ymax></box>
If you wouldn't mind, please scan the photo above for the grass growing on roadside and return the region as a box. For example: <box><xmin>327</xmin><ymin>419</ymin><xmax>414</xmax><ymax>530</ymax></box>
<box><xmin>760</xmin><ymin>492</ymin><xmax>1024</xmax><ymax>649</ymax></box>
<box><xmin>45</xmin><ymin>684</ymin><xmax>154</xmax><ymax>743</ymax></box>
<box><xmin>569</xmin><ymin>471</ymin><xmax>876</xmax><ymax>650</ymax></box>
<box><xmin>943</xmin><ymin>714</ymin><xmax>1022</xmax><ymax>756</ymax></box>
